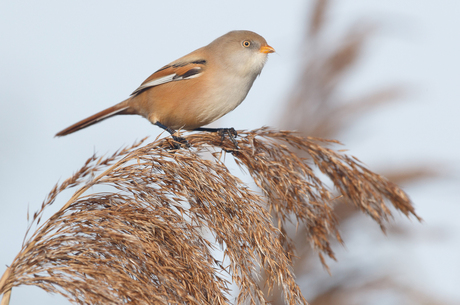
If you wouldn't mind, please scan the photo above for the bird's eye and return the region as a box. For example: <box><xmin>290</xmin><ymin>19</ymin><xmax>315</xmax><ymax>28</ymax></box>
<box><xmin>242</xmin><ymin>40</ymin><xmax>251</xmax><ymax>48</ymax></box>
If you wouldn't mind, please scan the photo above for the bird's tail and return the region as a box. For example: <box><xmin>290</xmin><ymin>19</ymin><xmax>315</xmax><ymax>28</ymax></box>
<box><xmin>55</xmin><ymin>100</ymin><xmax>131</xmax><ymax>137</ymax></box>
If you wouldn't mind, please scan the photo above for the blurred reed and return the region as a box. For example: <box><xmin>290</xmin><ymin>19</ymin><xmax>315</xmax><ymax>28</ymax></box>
<box><xmin>274</xmin><ymin>0</ymin><xmax>445</xmax><ymax>304</ymax></box>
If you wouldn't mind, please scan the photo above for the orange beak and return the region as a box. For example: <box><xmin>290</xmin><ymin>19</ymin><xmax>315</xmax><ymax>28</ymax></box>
<box><xmin>260</xmin><ymin>45</ymin><xmax>275</xmax><ymax>54</ymax></box>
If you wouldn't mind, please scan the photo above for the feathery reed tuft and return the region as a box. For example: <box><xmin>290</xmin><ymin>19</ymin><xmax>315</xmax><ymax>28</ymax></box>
<box><xmin>0</xmin><ymin>129</ymin><xmax>418</xmax><ymax>304</ymax></box>
<box><xmin>269</xmin><ymin>0</ymin><xmax>439</xmax><ymax>303</ymax></box>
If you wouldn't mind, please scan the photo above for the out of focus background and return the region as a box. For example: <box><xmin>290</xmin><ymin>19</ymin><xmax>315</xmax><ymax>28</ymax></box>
<box><xmin>1</xmin><ymin>0</ymin><xmax>459</xmax><ymax>304</ymax></box>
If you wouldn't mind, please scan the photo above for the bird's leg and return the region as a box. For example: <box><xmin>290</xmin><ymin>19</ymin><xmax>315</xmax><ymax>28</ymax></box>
<box><xmin>155</xmin><ymin>122</ymin><xmax>189</xmax><ymax>149</ymax></box>
<box><xmin>193</xmin><ymin>127</ymin><xmax>239</xmax><ymax>150</ymax></box>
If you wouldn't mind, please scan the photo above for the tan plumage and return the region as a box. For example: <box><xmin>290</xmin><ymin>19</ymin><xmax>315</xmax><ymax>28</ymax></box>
<box><xmin>56</xmin><ymin>30</ymin><xmax>274</xmax><ymax>137</ymax></box>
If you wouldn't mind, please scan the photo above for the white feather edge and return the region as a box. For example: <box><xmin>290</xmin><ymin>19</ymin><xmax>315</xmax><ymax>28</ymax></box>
<box><xmin>131</xmin><ymin>68</ymin><xmax>202</xmax><ymax>96</ymax></box>
<box><xmin>131</xmin><ymin>74</ymin><xmax>176</xmax><ymax>95</ymax></box>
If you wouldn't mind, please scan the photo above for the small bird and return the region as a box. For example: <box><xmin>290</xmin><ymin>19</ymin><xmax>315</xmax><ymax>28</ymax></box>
<box><xmin>55</xmin><ymin>30</ymin><xmax>275</xmax><ymax>143</ymax></box>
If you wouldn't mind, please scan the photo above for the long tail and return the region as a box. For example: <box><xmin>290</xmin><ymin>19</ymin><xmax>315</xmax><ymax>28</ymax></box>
<box><xmin>55</xmin><ymin>101</ymin><xmax>131</xmax><ymax>137</ymax></box>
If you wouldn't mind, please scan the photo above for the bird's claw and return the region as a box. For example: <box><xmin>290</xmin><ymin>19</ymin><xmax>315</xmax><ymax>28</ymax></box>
<box><xmin>218</xmin><ymin>128</ymin><xmax>239</xmax><ymax>151</ymax></box>
<box><xmin>170</xmin><ymin>135</ymin><xmax>190</xmax><ymax>150</ymax></box>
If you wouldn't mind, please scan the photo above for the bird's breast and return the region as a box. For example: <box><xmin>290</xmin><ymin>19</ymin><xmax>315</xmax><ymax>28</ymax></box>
<box><xmin>194</xmin><ymin>73</ymin><xmax>257</xmax><ymax>126</ymax></box>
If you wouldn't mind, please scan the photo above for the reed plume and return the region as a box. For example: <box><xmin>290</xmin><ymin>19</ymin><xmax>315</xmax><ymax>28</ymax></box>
<box><xmin>0</xmin><ymin>128</ymin><xmax>419</xmax><ymax>305</ymax></box>
<box><xmin>272</xmin><ymin>0</ymin><xmax>444</xmax><ymax>304</ymax></box>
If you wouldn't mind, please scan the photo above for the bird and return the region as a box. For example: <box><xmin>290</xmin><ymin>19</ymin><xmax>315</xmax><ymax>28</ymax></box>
<box><xmin>55</xmin><ymin>30</ymin><xmax>275</xmax><ymax>145</ymax></box>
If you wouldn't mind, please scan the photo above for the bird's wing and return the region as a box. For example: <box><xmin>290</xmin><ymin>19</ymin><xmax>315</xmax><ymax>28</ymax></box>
<box><xmin>131</xmin><ymin>60</ymin><xmax>207</xmax><ymax>96</ymax></box>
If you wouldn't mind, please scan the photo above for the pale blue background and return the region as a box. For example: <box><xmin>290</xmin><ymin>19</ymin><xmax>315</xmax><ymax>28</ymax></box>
<box><xmin>1</xmin><ymin>1</ymin><xmax>459</xmax><ymax>304</ymax></box>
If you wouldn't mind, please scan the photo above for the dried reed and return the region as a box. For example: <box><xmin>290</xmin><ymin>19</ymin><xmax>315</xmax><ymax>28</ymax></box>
<box><xmin>0</xmin><ymin>128</ymin><xmax>418</xmax><ymax>305</ymax></box>
<box><xmin>273</xmin><ymin>0</ymin><xmax>440</xmax><ymax>304</ymax></box>
<box><xmin>283</xmin><ymin>0</ymin><xmax>404</xmax><ymax>141</ymax></box>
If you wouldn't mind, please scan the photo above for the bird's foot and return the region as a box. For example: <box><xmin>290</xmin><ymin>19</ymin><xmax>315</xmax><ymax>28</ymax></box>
<box><xmin>193</xmin><ymin>127</ymin><xmax>239</xmax><ymax>152</ymax></box>
<box><xmin>170</xmin><ymin>135</ymin><xmax>190</xmax><ymax>150</ymax></box>
<box><xmin>155</xmin><ymin>121</ymin><xmax>190</xmax><ymax>150</ymax></box>
<box><xmin>217</xmin><ymin>128</ymin><xmax>239</xmax><ymax>151</ymax></box>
